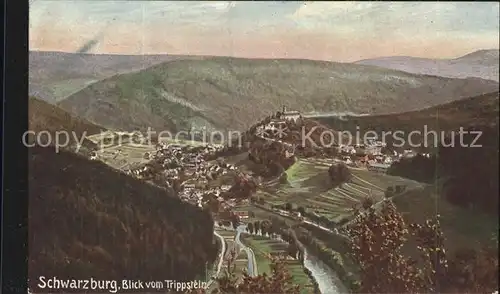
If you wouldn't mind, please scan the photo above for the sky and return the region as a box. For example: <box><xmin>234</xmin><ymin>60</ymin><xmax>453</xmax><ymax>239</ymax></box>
<box><xmin>29</xmin><ymin>1</ymin><xmax>499</xmax><ymax>62</ymax></box>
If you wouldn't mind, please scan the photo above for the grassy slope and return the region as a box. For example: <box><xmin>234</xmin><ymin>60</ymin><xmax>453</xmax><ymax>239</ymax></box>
<box><xmin>314</xmin><ymin>91</ymin><xmax>499</xmax><ymax>253</ymax></box>
<box><xmin>313</xmin><ymin>93</ymin><xmax>499</xmax><ymax>244</ymax></box>
<box><xmin>257</xmin><ymin>158</ymin><xmax>413</xmax><ymax>222</ymax></box>
<box><xmin>393</xmin><ymin>186</ymin><xmax>498</xmax><ymax>255</ymax></box>
<box><xmin>58</xmin><ymin>57</ymin><xmax>498</xmax><ymax>133</ymax></box>
<box><xmin>29</xmin><ymin>145</ymin><xmax>217</xmax><ymax>289</ymax></box>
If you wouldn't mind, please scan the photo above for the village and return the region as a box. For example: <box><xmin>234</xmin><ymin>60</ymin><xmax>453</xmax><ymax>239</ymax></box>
<box><xmin>80</xmin><ymin>105</ymin><xmax>442</xmax><ymax>291</ymax></box>
<box><xmin>125</xmin><ymin>142</ymin><xmax>242</xmax><ymax>210</ymax></box>
<box><xmin>253</xmin><ymin>106</ymin><xmax>423</xmax><ymax>174</ymax></box>
<box><xmin>88</xmin><ymin>105</ymin><xmax>429</xmax><ymax>225</ymax></box>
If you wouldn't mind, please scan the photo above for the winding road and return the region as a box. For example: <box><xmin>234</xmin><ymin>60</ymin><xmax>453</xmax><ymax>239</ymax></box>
<box><xmin>207</xmin><ymin>231</ymin><xmax>226</xmax><ymax>288</ymax></box>
<box><xmin>235</xmin><ymin>225</ymin><xmax>258</xmax><ymax>277</ymax></box>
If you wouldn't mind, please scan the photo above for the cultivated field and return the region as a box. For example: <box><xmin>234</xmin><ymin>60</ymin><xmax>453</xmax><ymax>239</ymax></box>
<box><xmin>241</xmin><ymin>234</ymin><xmax>316</xmax><ymax>294</ymax></box>
<box><xmin>95</xmin><ymin>144</ymin><xmax>155</xmax><ymax>170</ymax></box>
<box><xmin>86</xmin><ymin>133</ymin><xmax>211</xmax><ymax>171</ymax></box>
<box><xmin>216</xmin><ymin>229</ymin><xmax>250</xmax><ymax>281</ymax></box>
<box><xmin>254</xmin><ymin>157</ymin><xmax>421</xmax><ymax>223</ymax></box>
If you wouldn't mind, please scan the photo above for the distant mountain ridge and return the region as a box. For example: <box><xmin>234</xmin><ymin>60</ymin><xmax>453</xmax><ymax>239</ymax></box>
<box><xmin>355</xmin><ymin>49</ymin><xmax>499</xmax><ymax>82</ymax></box>
<box><xmin>30</xmin><ymin>49</ymin><xmax>500</xmax><ymax>105</ymax></box>
<box><xmin>29</xmin><ymin>51</ymin><xmax>206</xmax><ymax>103</ymax></box>
<box><xmin>456</xmin><ymin>49</ymin><xmax>499</xmax><ymax>61</ymax></box>
<box><xmin>56</xmin><ymin>56</ymin><xmax>498</xmax><ymax>133</ymax></box>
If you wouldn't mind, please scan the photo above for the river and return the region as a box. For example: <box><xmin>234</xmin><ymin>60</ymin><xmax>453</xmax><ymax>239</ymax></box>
<box><xmin>225</xmin><ymin>226</ymin><xmax>348</xmax><ymax>293</ymax></box>
<box><xmin>303</xmin><ymin>249</ymin><xmax>348</xmax><ymax>294</ymax></box>
<box><xmin>274</xmin><ymin>236</ymin><xmax>348</xmax><ymax>294</ymax></box>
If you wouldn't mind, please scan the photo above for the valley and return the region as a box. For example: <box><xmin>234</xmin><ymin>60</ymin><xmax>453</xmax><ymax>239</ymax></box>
<box><xmin>61</xmin><ymin>101</ymin><xmax>497</xmax><ymax>292</ymax></box>
<box><xmin>26</xmin><ymin>34</ymin><xmax>498</xmax><ymax>294</ymax></box>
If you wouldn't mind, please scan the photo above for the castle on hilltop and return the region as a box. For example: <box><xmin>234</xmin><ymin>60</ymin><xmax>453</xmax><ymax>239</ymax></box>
<box><xmin>280</xmin><ymin>105</ymin><xmax>301</xmax><ymax>122</ymax></box>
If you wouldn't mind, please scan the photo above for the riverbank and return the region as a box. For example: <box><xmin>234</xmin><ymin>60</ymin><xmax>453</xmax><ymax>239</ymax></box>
<box><xmin>240</xmin><ymin>228</ymin><xmax>351</xmax><ymax>294</ymax></box>
<box><xmin>240</xmin><ymin>233</ymin><xmax>318</xmax><ymax>294</ymax></box>
<box><xmin>295</xmin><ymin>224</ymin><xmax>359</xmax><ymax>292</ymax></box>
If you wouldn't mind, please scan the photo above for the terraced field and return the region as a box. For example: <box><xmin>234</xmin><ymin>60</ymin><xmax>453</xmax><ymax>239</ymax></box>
<box><xmin>255</xmin><ymin>157</ymin><xmax>423</xmax><ymax>223</ymax></box>
<box><xmin>349</xmin><ymin>168</ymin><xmax>424</xmax><ymax>191</ymax></box>
<box><xmin>241</xmin><ymin>235</ymin><xmax>316</xmax><ymax>294</ymax></box>
<box><xmin>228</xmin><ymin>152</ymin><xmax>419</xmax><ymax>224</ymax></box>
<box><xmin>256</xmin><ymin>159</ymin><xmax>370</xmax><ymax>221</ymax></box>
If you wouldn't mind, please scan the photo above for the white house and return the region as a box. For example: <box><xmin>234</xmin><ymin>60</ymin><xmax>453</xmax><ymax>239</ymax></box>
<box><xmin>367</xmin><ymin>146</ymin><xmax>382</xmax><ymax>155</ymax></box>
<box><xmin>285</xmin><ymin>150</ymin><xmax>294</xmax><ymax>158</ymax></box>
<box><xmin>281</xmin><ymin>106</ymin><xmax>301</xmax><ymax>122</ymax></box>
<box><xmin>266</xmin><ymin>119</ymin><xmax>287</xmax><ymax>131</ymax></box>
<box><xmin>383</xmin><ymin>157</ymin><xmax>393</xmax><ymax>164</ymax></box>
<box><xmin>341</xmin><ymin>146</ymin><xmax>356</xmax><ymax>154</ymax></box>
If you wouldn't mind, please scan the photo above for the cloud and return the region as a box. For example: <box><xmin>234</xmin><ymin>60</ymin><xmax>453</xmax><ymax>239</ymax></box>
<box><xmin>29</xmin><ymin>1</ymin><xmax>499</xmax><ymax>61</ymax></box>
<box><xmin>225</xmin><ymin>2</ymin><xmax>303</xmax><ymax>26</ymax></box>
<box><xmin>30</xmin><ymin>1</ymin><xmax>233</xmax><ymax>28</ymax></box>
<box><xmin>289</xmin><ymin>2</ymin><xmax>499</xmax><ymax>39</ymax></box>
<box><xmin>291</xmin><ymin>2</ymin><xmax>376</xmax><ymax>18</ymax></box>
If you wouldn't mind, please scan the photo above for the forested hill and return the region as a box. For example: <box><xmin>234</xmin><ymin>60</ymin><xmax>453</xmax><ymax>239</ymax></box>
<box><xmin>28</xmin><ymin>145</ymin><xmax>218</xmax><ymax>290</ymax></box>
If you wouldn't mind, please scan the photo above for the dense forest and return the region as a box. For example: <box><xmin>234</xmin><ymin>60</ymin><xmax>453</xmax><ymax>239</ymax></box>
<box><xmin>315</xmin><ymin>92</ymin><xmax>499</xmax><ymax>151</ymax></box>
<box><xmin>29</xmin><ymin>146</ymin><xmax>218</xmax><ymax>291</ymax></box>
<box><xmin>388</xmin><ymin>125</ymin><xmax>499</xmax><ymax>214</ymax></box>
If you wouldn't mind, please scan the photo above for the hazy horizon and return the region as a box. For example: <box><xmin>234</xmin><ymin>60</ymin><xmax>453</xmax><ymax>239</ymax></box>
<box><xmin>30</xmin><ymin>1</ymin><xmax>499</xmax><ymax>62</ymax></box>
<box><xmin>29</xmin><ymin>48</ymin><xmax>500</xmax><ymax>63</ymax></box>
